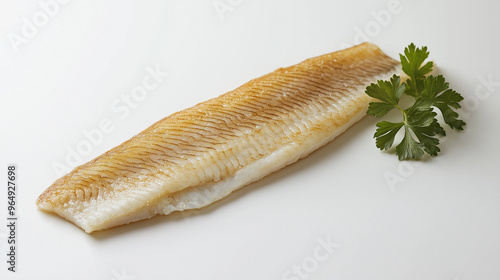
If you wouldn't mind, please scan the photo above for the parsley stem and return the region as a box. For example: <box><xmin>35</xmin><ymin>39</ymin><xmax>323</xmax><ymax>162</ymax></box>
<box><xmin>412</xmin><ymin>78</ymin><xmax>418</xmax><ymax>98</ymax></box>
<box><xmin>400</xmin><ymin>108</ymin><xmax>408</xmax><ymax>124</ymax></box>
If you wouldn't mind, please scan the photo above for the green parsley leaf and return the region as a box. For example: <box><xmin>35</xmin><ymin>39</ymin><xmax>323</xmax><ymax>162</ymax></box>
<box><xmin>406</xmin><ymin>109</ymin><xmax>441</xmax><ymax>157</ymax></box>
<box><xmin>422</xmin><ymin>75</ymin><xmax>466</xmax><ymax>130</ymax></box>
<box><xmin>400</xmin><ymin>43</ymin><xmax>434</xmax><ymax>97</ymax></box>
<box><xmin>396</xmin><ymin>126</ymin><xmax>425</xmax><ymax>160</ymax></box>
<box><xmin>374</xmin><ymin>121</ymin><xmax>404</xmax><ymax>150</ymax></box>
<box><xmin>366</xmin><ymin>75</ymin><xmax>405</xmax><ymax>117</ymax></box>
<box><xmin>366</xmin><ymin>44</ymin><xmax>466</xmax><ymax>160</ymax></box>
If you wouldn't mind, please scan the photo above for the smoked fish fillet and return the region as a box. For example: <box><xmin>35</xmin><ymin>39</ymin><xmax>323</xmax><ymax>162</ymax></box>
<box><xmin>37</xmin><ymin>43</ymin><xmax>401</xmax><ymax>233</ymax></box>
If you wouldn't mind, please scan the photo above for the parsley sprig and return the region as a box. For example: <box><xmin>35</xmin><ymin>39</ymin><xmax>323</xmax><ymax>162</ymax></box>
<box><xmin>365</xmin><ymin>43</ymin><xmax>466</xmax><ymax>160</ymax></box>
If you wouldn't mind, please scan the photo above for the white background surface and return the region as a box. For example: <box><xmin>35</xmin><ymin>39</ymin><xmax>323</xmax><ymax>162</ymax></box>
<box><xmin>1</xmin><ymin>0</ymin><xmax>499</xmax><ymax>279</ymax></box>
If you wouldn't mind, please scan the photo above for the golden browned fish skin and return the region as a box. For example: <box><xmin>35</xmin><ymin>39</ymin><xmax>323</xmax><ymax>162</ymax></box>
<box><xmin>37</xmin><ymin>43</ymin><xmax>401</xmax><ymax>233</ymax></box>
